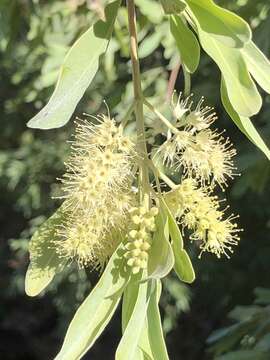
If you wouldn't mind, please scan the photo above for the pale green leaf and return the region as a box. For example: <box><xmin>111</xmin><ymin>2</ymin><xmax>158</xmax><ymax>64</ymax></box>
<box><xmin>116</xmin><ymin>277</ymin><xmax>154</xmax><ymax>360</ymax></box>
<box><xmin>146</xmin><ymin>280</ymin><xmax>169</xmax><ymax>360</ymax></box>
<box><xmin>161</xmin><ymin>199</ymin><xmax>195</xmax><ymax>283</ymax></box>
<box><xmin>196</xmin><ymin>29</ymin><xmax>262</xmax><ymax>117</ymax></box>
<box><xmin>136</xmin><ymin>0</ymin><xmax>163</xmax><ymax>24</ymax></box>
<box><xmin>160</xmin><ymin>0</ymin><xmax>186</xmax><ymax>14</ymax></box>
<box><xmin>221</xmin><ymin>78</ymin><xmax>270</xmax><ymax>161</ymax></box>
<box><xmin>147</xmin><ymin>211</ymin><xmax>174</xmax><ymax>279</ymax></box>
<box><xmin>25</xmin><ymin>206</ymin><xmax>66</xmax><ymax>297</ymax></box>
<box><xmin>186</xmin><ymin>0</ymin><xmax>251</xmax><ymax>48</ymax></box>
<box><xmin>170</xmin><ymin>15</ymin><xmax>200</xmax><ymax>73</ymax></box>
<box><xmin>242</xmin><ymin>41</ymin><xmax>270</xmax><ymax>94</ymax></box>
<box><xmin>122</xmin><ymin>277</ymin><xmax>153</xmax><ymax>360</ymax></box>
<box><xmin>55</xmin><ymin>244</ymin><xmax>130</xmax><ymax>360</ymax></box>
<box><xmin>139</xmin><ymin>32</ymin><xmax>163</xmax><ymax>59</ymax></box>
<box><xmin>27</xmin><ymin>0</ymin><xmax>120</xmax><ymax>129</ymax></box>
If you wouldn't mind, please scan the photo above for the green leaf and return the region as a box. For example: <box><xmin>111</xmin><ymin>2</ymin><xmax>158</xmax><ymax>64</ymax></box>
<box><xmin>170</xmin><ymin>15</ymin><xmax>200</xmax><ymax>73</ymax></box>
<box><xmin>122</xmin><ymin>277</ymin><xmax>153</xmax><ymax>360</ymax></box>
<box><xmin>55</xmin><ymin>244</ymin><xmax>130</xmax><ymax>360</ymax></box>
<box><xmin>242</xmin><ymin>41</ymin><xmax>270</xmax><ymax>94</ymax></box>
<box><xmin>147</xmin><ymin>210</ymin><xmax>174</xmax><ymax>279</ymax></box>
<box><xmin>160</xmin><ymin>0</ymin><xmax>186</xmax><ymax>14</ymax></box>
<box><xmin>27</xmin><ymin>0</ymin><xmax>120</xmax><ymax>129</ymax></box>
<box><xmin>116</xmin><ymin>277</ymin><xmax>154</xmax><ymax>360</ymax></box>
<box><xmin>136</xmin><ymin>0</ymin><xmax>163</xmax><ymax>24</ymax></box>
<box><xmin>197</xmin><ymin>27</ymin><xmax>262</xmax><ymax>117</ymax></box>
<box><xmin>139</xmin><ymin>32</ymin><xmax>163</xmax><ymax>59</ymax></box>
<box><xmin>162</xmin><ymin>199</ymin><xmax>195</xmax><ymax>283</ymax></box>
<box><xmin>221</xmin><ymin>78</ymin><xmax>270</xmax><ymax>161</ymax></box>
<box><xmin>25</xmin><ymin>206</ymin><xmax>66</xmax><ymax>297</ymax></box>
<box><xmin>186</xmin><ymin>0</ymin><xmax>251</xmax><ymax>48</ymax></box>
<box><xmin>146</xmin><ymin>280</ymin><xmax>169</xmax><ymax>360</ymax></box>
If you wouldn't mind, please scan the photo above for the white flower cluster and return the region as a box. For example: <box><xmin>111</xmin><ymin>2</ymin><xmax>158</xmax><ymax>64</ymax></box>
<box><xmin>158</xmin><ymin>94</ymin><xmax>237</xmax><ymax>189</ymax></box>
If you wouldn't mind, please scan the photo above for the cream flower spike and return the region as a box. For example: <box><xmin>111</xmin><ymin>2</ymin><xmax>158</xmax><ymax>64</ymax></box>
<box><xmin>161</xmin><ymin>94</ymin><xmax>238</xmax><ymax>189</ymax></box>
<box><xmin>54</xmin><ymin>115</ymin><xmax>137</xmax><ymax>270</ymax></box>
<box><xmin>164</xmin><ymin>179</ymin><xmax>242</xmax><ymax>259</ymax></box>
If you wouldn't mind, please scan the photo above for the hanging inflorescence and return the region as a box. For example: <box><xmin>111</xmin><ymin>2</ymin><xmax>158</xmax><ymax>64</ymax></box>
<box><xmin>52</xmin><ymin>94</ymin><xmax>241</xmax><ymax>272</ymax></box>
<box><xmin>54</xmin><ymin>115</ymin><xmax>137</xmax><ymax>269</ymax></box>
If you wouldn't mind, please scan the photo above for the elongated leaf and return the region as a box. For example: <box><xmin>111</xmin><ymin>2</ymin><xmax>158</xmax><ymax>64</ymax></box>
<box><xmin>146</xmin><ymin>280</ymin><xmax>169</xmax><ymax>360</ymax></box>
<box><xmin>242</xmin><ymin>41</ymin><xmax>270</xmax><ymax>94</ymax></box>
<box><xmin>160</xmin><ymin>0</ymin><xmax>186</xmax><ymax>14</ymax></box>
<box><xmin>116</xmin><ymin>278</ymin><xmax>154</xmax><ymax>360</ymax></box>
<box><xmin>25</xmin><ymin>206</ymin><xmax>66</xmax><ymax>297</ymax></box>
<box><xmin>221</xmin><ymin>78</ymin><xmax>270</xmax><ymax>161</ymax></box>
<box><xmin>136</xmin><ymin>0</ymin><xmax>163</xmax><ymax>24</ymax></box>
<box><xmin>170</xmin><ymin>15</ymin><xmax>200</xmax><ymax>73</ymax></box>
<box><xmin>27</xmin><ymin>0</ymin><xmax>120</xmax><ymax>129</ymax></box>
<box><xmin>147</xmin><ymin>211</ymin><xmax>174</xmax><ymax>279</ymax></box>
<box><xmin>55</xmin><ymin>244</ymin><xmax>130</xmax><ymax>360</ymax></box>
<box><xmin>186</xmin><ymin>0</ymin><xmax>251</xmax><ymax>48</ymax></box>
<box><xmin>122</xmin><ymin>277</ymin><xmax>153</xmax><ymax>359</ymax></box>
<box><xmin>139</xmin><ymin>32</ymin><xmax>163</xmax><ymax>59</ymax></box>
<box><xmin>162</xmin><ymin>200</ymin><xmax>195</xmax><ymax>283</ymax></box>
<box><xmin>196</xmin><ymin>29</ymin><xmax>261</xmax><ymax>117</ymax></box>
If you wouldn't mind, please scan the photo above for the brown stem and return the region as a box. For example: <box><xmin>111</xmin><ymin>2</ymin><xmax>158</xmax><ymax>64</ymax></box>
<box><xmin>166</xmin><ymin>61</ymin><xmax>181</xmax><ymax>103</ymax></box>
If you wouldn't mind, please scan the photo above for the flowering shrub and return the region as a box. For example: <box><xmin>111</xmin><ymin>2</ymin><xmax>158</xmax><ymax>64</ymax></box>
<box><xmin>24</xmin><ymin>1</ymin><xmax>270</xmax><ymax>359</ymax></box>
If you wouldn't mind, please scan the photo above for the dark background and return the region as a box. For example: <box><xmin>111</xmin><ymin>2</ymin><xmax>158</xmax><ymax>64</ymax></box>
<box><xmin>0</xmin><ymin>1</ymin><xmax>270</xmax><ymax>359</ymax></box>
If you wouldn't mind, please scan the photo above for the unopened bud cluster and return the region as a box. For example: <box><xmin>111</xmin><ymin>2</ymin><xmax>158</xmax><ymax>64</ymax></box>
<box><xmin>124</xmin><ymin>203</ymin><xmax>158</xmax><ymax>274</ymax></box>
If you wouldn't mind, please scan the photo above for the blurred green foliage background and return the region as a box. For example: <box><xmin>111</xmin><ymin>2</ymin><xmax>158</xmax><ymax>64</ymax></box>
<box><xmin>0</xmin><ymin>0</ymin><xmax>270</xmax><ymax>359</ymax></box>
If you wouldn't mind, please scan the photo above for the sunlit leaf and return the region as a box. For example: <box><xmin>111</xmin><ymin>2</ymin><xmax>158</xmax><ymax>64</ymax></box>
<box><xmin>146</xmin><ymin>280</ymin><xmax>170</xmax><ymax>360</ymax></box>
<box><xmin>196</xmin><ymin>29</ymin><xmax>261</xmax><ymax>117</ymax></box>
<box><xmin>160</xmin><ymin>0</ymin><xmax>186</xmax><ymax>14</ymax></box>
<box><xmin>27</xmin><ymin>0</ymin><xmax>120</xmax><ymax>129</ymax></box>
<box><xmin>242</xmin><ymin>41</ymin><xmax>270</xmax><ymax>94</ymax></box>
<box><xmin>221</xmin><ymin>78</ymin><xmax>270</xmax><ymax>160</ymax></box>
<box><xmin>170</xmin><ymin>15</ymin><xmax>200</xmax><ymax>73</ymax></box>
<box><xmin>55</xmin><ymin>244</ymin><xmax>130</xmax><ymax>360</ymax></box>
<box><xmin>116</xmin><ymin>276</ymin><xmax>154</xmax><ymax>360</ymax></box>
<box><xmin>147</xmin><ymin>210</ymin><xmax>174</xmax><ymax>279</ymax></box>
<box><xmin>162</xmin><ymin>199</ymin><xmax>195</xmax><ymax>283</ymax></box>
<box><xmin>186</xmin><ymin>0</ymin><xmax>251</xmax><ymax>48</ymax></box>
<box><xmin>139</xmin><ymin>32</ymin><xmax>163</xmax><ymax>59</ymax></box>
<box><xmin>25</xmin><ymin>206</ymin><xmax>66</xmax><ymax>297</ymax></box>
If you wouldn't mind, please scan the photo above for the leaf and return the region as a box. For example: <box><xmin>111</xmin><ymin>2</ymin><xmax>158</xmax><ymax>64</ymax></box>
<box><xmin>146</xmin><ymin>280</ymin><xmax>169</xmax><ymax>360</ymax></box>
<box><xmin>116</xmin><ymin>277</ymin><xmax>154</xmax><ymax>360</ymax></box>
<box><xmin>136</xmin><ymin>0</ymin><xmax>163</xmax><ymax>24</ymax></box>
<box><xmin>25</xmin><ymin>206</ymin><xmax>66</xmax><ymax>297</ymax></box>
<box><xmin>196</xmin><ymin>29</ymin><xmax>262</xmax><ymax>117</ymax></box>
<box><xmin>139</xmin><ymin>32</ymin><xmax>163</xmax><ymax>59</ymax></box>
<box><xmin>147</xmin><ymin>210</ymin><xmax>174</xmax><ymax>279</ymax></box>
<box><xmin>221</xmin><ymin>78</ymin><xmax>270</xmax><ymax>161</ymax></box>
<box><xmin>122</xmin><ymin>277</ymin><xmax>153</xmax><ymax>360</ymax></box>
<box><xmin>160</xmin><ymin>0</ymin><xmax>186</xmax><ymax>14</ymax></box>
<box><xmin>170</xmin><ymin>15</ymin><xmax>200</xmax><ymax>73</ymax></box>
<box><xmin>55</xmin><ymin>244</ymin><xmax>130</xmax><ymax>360</ymax></box>
<box><xmin>27</xmin><ymin>0</ymin><xmax>120</xmax><ymax>129</ymax></box>
<box><xmin>186</xmin><ymin>0</ymin><xmax>251</xmax><ymax>48</ymax></box>
<box><xmin>242</xmin><ymin>41</ymin><xmax>270</xmax><ymax>94</ymax></box>
<box><xmin>162</xmin><ymin>200</ymin><xmax>195</xmax><ymax>283</ymax></box>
